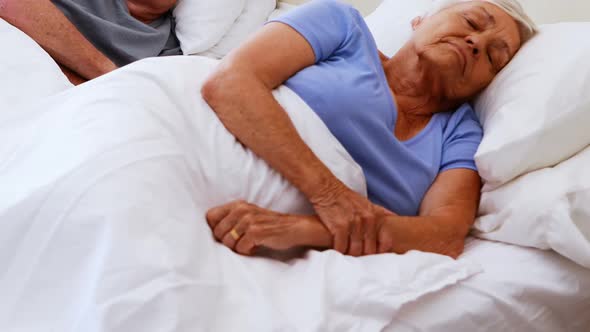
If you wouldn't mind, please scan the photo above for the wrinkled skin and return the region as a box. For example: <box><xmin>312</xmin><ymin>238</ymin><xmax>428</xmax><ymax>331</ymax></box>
<box><xmin>409</xmin><ymin>1</ymin><xmax>521</xmax><ymax>103</ymax></box>
<box><xmin>205</xmin><ymin>1</ymin><xmax>523</xmax><ymax>258</ymax></box>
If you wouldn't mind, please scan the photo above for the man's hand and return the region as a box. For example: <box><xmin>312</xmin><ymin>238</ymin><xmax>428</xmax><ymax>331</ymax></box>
<box><xmin>311</xmin><ymin>185</ymin><xmax>389</xmax><ymax>256</ymax></box>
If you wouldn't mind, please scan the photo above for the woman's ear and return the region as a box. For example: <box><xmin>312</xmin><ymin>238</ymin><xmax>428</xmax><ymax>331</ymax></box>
<box><xmin>411</xmin><ymin>16</ymin><xmax>423</xmax><ymax>31</ymax></box>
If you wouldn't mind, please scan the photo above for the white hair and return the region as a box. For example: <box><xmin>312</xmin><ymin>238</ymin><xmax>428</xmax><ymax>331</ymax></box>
<box><xmin>425</xmin><ymin>0</ymin><xmax>538</xmax><ymax>43</ymax></box>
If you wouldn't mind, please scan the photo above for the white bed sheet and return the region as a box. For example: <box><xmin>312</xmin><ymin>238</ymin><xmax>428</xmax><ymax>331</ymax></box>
<box><xmin>0</xmin><ymin>56</ymin><xmax>481</xmax><ymax>332</ymax></box>
<box><xmin>3</xmin><ymin>19</ymin><xmax>590</xmax><ymax>331</ymax></box>
<box><xmin>385</xmin><ymin>238</ymin><xmax>590</xmax><ymax>331</ymax></box>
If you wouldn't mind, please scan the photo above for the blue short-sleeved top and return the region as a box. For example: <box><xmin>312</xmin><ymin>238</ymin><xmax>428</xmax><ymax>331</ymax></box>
<box><xmin>270</xmin><ymin>0</ymin><xmax>483</xmax><ymax>216</ymax></box>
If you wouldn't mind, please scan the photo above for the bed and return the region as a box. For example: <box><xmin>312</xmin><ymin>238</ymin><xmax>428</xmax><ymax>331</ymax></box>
<box><xmin>388</xmin><ymin>238</ymin><xmax>590</xmax><ymax>331</ymax></box>
<box><xmin>280</xmin><ymin>2</ymin><xmax>590</xmax><ymax>331</ymax></box>
<box><xmin>1</xmin><ymin>1</ymin><xmax>589</xmax><ymax>331</ymax></box>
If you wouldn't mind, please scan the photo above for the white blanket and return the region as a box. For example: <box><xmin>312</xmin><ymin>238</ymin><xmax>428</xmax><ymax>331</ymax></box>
<box><xmin>0</xmin><ymin>56</ymin><xmax>480</xmax><ymax>331</ymax></box>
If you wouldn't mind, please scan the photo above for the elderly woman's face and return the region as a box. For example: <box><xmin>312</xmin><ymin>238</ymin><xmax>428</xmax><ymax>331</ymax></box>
<box><xmin>411</xmin><ymin>1</ymin><xmax>521</xmax><ymax>102</ymax></box>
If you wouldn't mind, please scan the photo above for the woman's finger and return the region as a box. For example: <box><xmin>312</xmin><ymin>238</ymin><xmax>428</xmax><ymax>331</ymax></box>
<box><xmin>212</xmin><ymin>207</ymin><xmax>247</xmax><ymax>240</ymax></box>
<box><xmin>235</xmin><ymin>232</ymin><xmax>257</xmax><ymax>256</ymax></box>
<box><xmin>363</xmin><ymin>216</ymin><xmax>377</xmax><ymax>255</ymax></box>
<box><xmin>348</xmin><ymin>215</ymin><xmax>364</xmax><ymax>257</ymax></box>
<box><xmin>332</xmin><ymin>227</ymin><xmax>349</xmax><ymax>254</ymax></box>
<box><xmin>221</xmin><ymin>217</ymin><xmax>250</xmax><ymax>250</ymax></box>
<box><xmin>206</xmin><ymin>202</ymin><xmax>236</xmax><ymax>229</ymax></box>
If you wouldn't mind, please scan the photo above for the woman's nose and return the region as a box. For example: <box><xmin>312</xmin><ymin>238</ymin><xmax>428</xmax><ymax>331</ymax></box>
<box><xmin>466</xmin><ymin>36</ymin><xmax>481</xmax><ymax>56</ymax></box>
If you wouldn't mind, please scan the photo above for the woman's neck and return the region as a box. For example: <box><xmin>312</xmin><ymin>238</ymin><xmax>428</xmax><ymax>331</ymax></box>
<box><xmin>381</xmin><ymin>44</ymin><xmax>447</xmax><ymax>119</ymax></box>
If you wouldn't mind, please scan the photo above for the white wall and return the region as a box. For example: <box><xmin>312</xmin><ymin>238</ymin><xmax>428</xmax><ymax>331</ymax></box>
<box><xmin>282</xmin><ymin>0</ymin><xmax>590</xmax><ymax>23</ymax></box>
<box><xmin>518</xmin><ymin>0</ymin><xmax>590</xmax><ymax>24</ymax></box>
<box><xmin>282</xmin><ymin>0</ymin><xmax>382</xmax><ymax>15</ymax></box>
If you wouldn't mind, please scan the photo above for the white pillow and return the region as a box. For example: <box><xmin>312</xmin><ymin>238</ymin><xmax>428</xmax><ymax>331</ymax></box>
<box><xmin>474</xmin><ymin>23</ymin><xmax>590</xmax><ymax>189</ymax></box>
<box><xmin>199</xmin><ymin>0</ymin><xmax>277</xmax><ymax>59</ymax></box>
<box><xmin>518</xmin><ymin>0</ymin><xmax>590</xmax><ymax>24</ymax></box>
<box><xmin>0</xmin><ymin>19</ymin><xmax>71</xmax><ymax>109</ymax></box>
<box><xmin>364</xmin><ymin>0</ymin><xmax>432</xmax><ymax>56</ymax></box>
<box><xmin>173</xmin><ymin>0</ymin><xmax>246</xmax><ymax>55</ymax></box>
<box><xmin>268</xmin><ymin>1</ymin><xmax>296</xmax><ymax>21</ymax></box>
<box><xmin>474</xmin><ymin>144</ymin><xmax>590</xmax><ymax>269</ymax></box>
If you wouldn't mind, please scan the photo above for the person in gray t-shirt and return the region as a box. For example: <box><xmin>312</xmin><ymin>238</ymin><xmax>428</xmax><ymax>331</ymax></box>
<box><xmin>52</xmin><ymin>0</ymin><xmax>182</xmax><ymax>67</ymax></box>
<box><xmin>0</xmin><ymin>0</ymin><xmax>182</xmax><ymax>85</ymax></box>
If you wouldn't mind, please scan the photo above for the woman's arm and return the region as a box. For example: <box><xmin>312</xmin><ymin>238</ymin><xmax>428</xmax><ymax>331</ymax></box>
<box><xmin>0</xmin><ymin>0</ymin><xmax>117</xmax><ymax>80</ymax></box>
<box><xmin>377</xmin><ymin>169</ymin><xmax>481</xmax><ymax>258</ymax></box>
<box><xmin>306</xmin><ymin>169</ymin><xmax>481</xmax><ymax>257</ymax></box>
<box><xmin>202</xmin><ymin>22</ymin><xmax>381</xmax><ymax>256</ymax></box>
<box><xmin>201</xmin><ymin>22</ymin><xmax>326</xmax><ymax>201</ymax></box>
<box><xmin>296</xmin><ymin>169</ymin><xmax>481</xmax><ymax>258</ymax></box>
<box><xmin>208</xmin><ymin>169</ymin><xmax>481</xmax><ymax>258</ymax></box>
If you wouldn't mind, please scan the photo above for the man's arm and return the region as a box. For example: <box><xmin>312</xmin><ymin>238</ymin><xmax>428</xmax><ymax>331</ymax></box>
<box><xmin>59</xmin><ymin>64</ymin><xmax>86</xmax><ymax>85</ymax></box>
<box><xmin>0</xmin><ymin>0</ymin><xmax>117</xmax><ymax>82</ymax></box>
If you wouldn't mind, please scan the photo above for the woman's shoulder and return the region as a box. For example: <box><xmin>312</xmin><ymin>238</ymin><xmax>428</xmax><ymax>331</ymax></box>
<box><xmin>438</xmin><ymin>103</ymin><xmax>483</xmax><ymax>141</ymax></box>
<box><xmin>302</xmin><ymin>0</ymin><xmax>364</xmax><ymax>25</ymax></box>
<box><xmin>312</xmin><ymin>0</ymin><xmax>356</xmax><ymax>12</ymax></box>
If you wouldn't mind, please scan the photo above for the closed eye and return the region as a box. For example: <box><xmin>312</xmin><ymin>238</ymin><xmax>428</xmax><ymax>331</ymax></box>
<box><xmin>465</xmin><ymin>17</ymin><xmax>477</xmax><ymax>30</ymax></box>
<box><xmin>488</xmin><ymin>52</ymin><xmax>502</xmax><ymax>72</ymax></box>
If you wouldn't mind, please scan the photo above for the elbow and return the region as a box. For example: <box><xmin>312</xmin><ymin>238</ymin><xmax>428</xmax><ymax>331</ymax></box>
<box><xmin>442</xmin><ymin>225</ymin><xmax>470</xmax><ymax>259</ymax></box>
<box><xmin>201</xmin><ymin>64</ymin><xmax>265</xmax><ymax>110</ymax></box>
<box><xmin>201</xmin><ymin>72</ymin><xmax>224</xmax><ymax>107</ymax></box>
<box><xmin>443</xmin><ymin>238</ymin><xmax>466</xmax><ymax>259</ymax></box>
<box><xmin>201</xmin><ymin>60</ymin><xmax>246</xmax><ymax>103</ymax></box>
<box><xmin>429</xmin><ymin>219</ymin><xmax>470</xmax><ymax>259</ymax></box>
<box><xmin>201</xmin><ymin>69</ymin><xmax>244</xmax><ymax>113</ymax></box>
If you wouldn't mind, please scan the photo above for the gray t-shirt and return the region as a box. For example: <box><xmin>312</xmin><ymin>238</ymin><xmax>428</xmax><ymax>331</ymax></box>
<box><xmin>52</xmin><ymin>0</ymin><xmax>182</xmax><ymax>66</ymax></box>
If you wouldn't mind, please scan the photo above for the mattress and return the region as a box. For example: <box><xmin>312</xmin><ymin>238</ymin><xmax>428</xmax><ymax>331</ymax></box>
<box><xmin>385</xmin><ymin>238</ymin><xmax>590</xmax><ymax>331</ymax></box>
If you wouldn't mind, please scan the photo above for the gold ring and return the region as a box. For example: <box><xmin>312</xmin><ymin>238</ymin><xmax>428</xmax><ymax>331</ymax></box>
<box><xmin>230</xmin><ymin>229</ymin><xmax>241</xmax><ymax>241</ymax></box>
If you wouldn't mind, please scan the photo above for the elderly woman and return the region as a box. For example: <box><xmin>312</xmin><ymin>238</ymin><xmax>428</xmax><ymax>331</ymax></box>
<box><xmin>202</xmin><ymin>0</ymin><xmax>536</xmax><ymax>258</ymax></box>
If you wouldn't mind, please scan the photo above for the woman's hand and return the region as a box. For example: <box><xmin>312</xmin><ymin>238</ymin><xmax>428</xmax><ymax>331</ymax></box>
<box><xmin>206</xmin><ymin>200</ymin><xmax>399</xmax><ymax>257</ymax></box>
<box><xmin>311</xmin><ymin>184</ymin><xmax>395</xmax><ymax>256</ymax></box>
<box><xmin>206</xmin><ymin>201</ymin><xmax>310</xmax><ymax>255</ymax></box>
<box><xmin>201</xmin><ymin>23</ymin><xmax>358</xmax><ymax>252</ymax></box>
